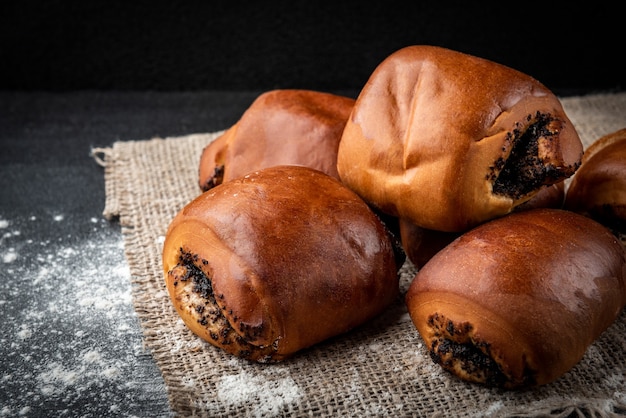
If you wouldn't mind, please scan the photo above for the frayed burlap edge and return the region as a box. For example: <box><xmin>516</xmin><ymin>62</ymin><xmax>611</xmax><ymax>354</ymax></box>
<box><xmin>99</xmin><ymin>93</ymin><xmax>626</xmax><ymax>418</ymax></box>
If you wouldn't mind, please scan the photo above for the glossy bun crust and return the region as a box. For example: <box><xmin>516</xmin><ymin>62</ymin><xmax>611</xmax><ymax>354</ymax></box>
<box><xmin>564</xmin><ymin>128</ymin><xmax>626</xmax><ymax>235</ymax></box>
<box><xmin>337</xmin><ymin>45</ymin><xmax>583</xmax><ymax>232</ymax></box>
<box><xmin>163</xmin><ymin>165</ymin><xmax>399</xmax><ymax>362</ymax></box>
<box><xmin>405</xmin><ymin>208</ymin><xmax>626</xmax><ymax>389</ymax></box>
<box><xmin>400</xmin><ymin>181</ymin><xmax>565</xmax><ymax>269</ymax></box>
<box><xmin>198</xmin><ymin>89</ymin><xmax>355</xmax><ymax>191</ymax></box>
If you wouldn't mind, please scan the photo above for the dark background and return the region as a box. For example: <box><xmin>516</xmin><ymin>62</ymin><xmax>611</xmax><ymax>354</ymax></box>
<box><xmin>0</xmin><ymin>3</ymin><xmax>624</xmax><ymax>416</ymax></box>
<box><xmin>1</xmin><ymin>1</ymin><xmax>624</xmax><ymax>95</ymax></box>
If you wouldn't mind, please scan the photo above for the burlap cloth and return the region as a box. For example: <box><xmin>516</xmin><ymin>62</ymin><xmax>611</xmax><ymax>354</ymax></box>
<box><xmin>98</xmin><ymin>92</ymin><xmax>626</xmax><ymax>418</ymax></box>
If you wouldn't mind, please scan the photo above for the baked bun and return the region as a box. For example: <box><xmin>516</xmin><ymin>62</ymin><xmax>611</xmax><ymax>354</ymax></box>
<box><xmin>163</xmin><ymin>165</ymin><xmax>399</xmax><ymax>362</ymax></box>
<box><xmin>198</xmin><ymin>89</ymin><xmax>355</xmax><ymax>191</ymax></box>
<box><xmin>400</xmin><ymin>181</ymin><xmax>565</xmax><ymax>269</ymax></box>
<box><xmin>405</xmin><ymin>208</ymin><xmax>626</xmax><ymax>389</ymax></box>
<box><xmin>337</xmin><ymin>45</ymin><xmax>583</xmax><ymax>232</ymax></box>
<box><xmin>564</xmin><ymin>128</ymin><xmax>626</xmax><ymax>235</ymax></box>
<box><xmin>399</xmin><ymin>222</ymin><xmax>458</xmax><ymax>270</ymax></box>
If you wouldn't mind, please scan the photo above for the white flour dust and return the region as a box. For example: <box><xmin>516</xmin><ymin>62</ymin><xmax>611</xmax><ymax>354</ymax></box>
<box><xmin>0</xmin><ymin>213</ymin><xmax>169</xmax><ymax>417</ymax></box>
<box><xmin>216</xmin><ymin>367</ymin><xmax>302</xmax><ymax>417</ymax></box>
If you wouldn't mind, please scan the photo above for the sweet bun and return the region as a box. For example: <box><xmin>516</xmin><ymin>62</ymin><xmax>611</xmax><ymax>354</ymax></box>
<box><xmin>163</xmin><ymin>165</ymin><xmax>400</xmax><ymax>362</ymax></box>
<box><xmin>399</xmin><ymin>222</ymin><xmax>458</xmax><ymax>270</ymax></box>
<box><xmin>337</xmin><ymin>45</ymin><xmax>583</xmax><ymax>232</ymax></box>
<box><xmin>400</xmin><ymin>181</ymin><xmax>565</xmax><ymax>269</ymax></box>
<box><xmin>564</xmin><ymin>128</ymin><xmax>626</xmax><ymax>235</ymax></box>
<box><xmin>405</xmin><ymin>208</ymin><xmax>626</xmax><ymax>389</ymax></box>
<box><xmin>198</xmin><ymin>89</ymin><xmax>355</xmax><ymax>191</ymax></box>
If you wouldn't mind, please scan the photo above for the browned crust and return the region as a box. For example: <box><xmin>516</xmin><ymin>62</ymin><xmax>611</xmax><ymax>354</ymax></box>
<box><xmin>564</xmin><ymin>128</ymin><xmax>626</xmax><ymax>234</ymax></box>
<box><xmin>400</xmin><ymin>181</ymin><xmax>565</xmax><ymax>269</ymax></box>
<box><xmin>164</xmin><ymin>166</ymin><xmax>400</xmax><ymax>361</ymax></box>
<box><xmin>198</xmin><ymin>89</ymin><xmax>354</xmax><ymax>192</ymax></box>
<box><xmin>405</xmin><ymin>208</ymin><xmax>626</xmax><ymax>388</ymax></box>
<box><xmin>337</xmin><ymin>45</ymin><xmax>582</xmax><ymax>232</ymax></box>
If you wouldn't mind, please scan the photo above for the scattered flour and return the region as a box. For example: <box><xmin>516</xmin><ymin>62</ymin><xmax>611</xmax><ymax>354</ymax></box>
<box><xmin>0</xmin><ymin>213</ymin><xmax>169</xmax><ymax>417</ymax></box>
<box><xmin>216</xmin><ymin>368</ymin><xmax>302</xmax><ymax>417</ymax></box>
<box><xmin>2</xmin><ymin>249</ymin><xmax>17</xmax><ymax>263</ymax></box>
<box><xmin>483</xmin><ymin>400</ymin><xmax>505</xmax><ymax>416</ymax></box>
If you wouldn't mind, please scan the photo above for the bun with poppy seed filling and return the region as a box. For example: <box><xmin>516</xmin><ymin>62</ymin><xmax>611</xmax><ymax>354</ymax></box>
<box><xmin>405</xmin><ymin>208</ymin><xmax>626</xmax><ymax>389</ymax></box>
<box><xmin>198</xmin><ymin>89</ymin><xmax>354</xmax><ymax>192</ymax></box>
<box><xmin>163</xmin><ymin>165</ymin><xmax>400</xmax><ymax>362</ymax></box>
<box><xmin>337</xmin><ymin>45</ymin><xmax>583</xmax><ymax>232</ymax></box>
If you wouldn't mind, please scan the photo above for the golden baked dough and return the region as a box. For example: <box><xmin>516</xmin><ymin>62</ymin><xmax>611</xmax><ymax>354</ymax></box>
<box><xmin>198</xmin><ymin>89</ymin><xmax>354</xmax><ymax>191</ymax></box>
<box><xmin>337</xmin><ymin>45</ymin><xmax>583</xmax><ymax>232</ymax></box>
<box><xmin>163</xmin><ymin>165</ymin><xmax>400</xmax><ymax>362</ymax></box>
<box><xmin>405</xmin><ymin>208</ymin><xmax>626</xmax><ymax>388</ymax></box>
<box><xmin>400</xmin><ymin>182</ymin><xmax>565</xmax><ymax>269</ymax></box>
<box><xmin>564</xmin><ymin>128</ymin><xmax>626</xmax><ymax>235</ymax></box>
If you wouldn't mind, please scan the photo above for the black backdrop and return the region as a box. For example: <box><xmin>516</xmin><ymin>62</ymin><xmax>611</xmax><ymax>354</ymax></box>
<box><xmin>1</xmin><ymin>1</ymin><xmax>624</xmax><ymax>95</ymax></box>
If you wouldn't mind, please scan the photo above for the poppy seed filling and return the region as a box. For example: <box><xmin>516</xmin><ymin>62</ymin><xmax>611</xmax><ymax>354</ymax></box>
<box><xmin>489</xmin><ymin>112</ymin><xmax>577</xmax><ymax>200</ymax></box>
<box><xmin>426</xmin><ymin>313</ymin><xmax>535</xmax><ymax>388</ymax></box>
<box><xmin>168</xmin><ymin>248</ymin><xmax>276</xmax><ymax>361</ymax></box>
<box><xmin>201</xmin><ymin>164</ymin><xmax>225</xmax><ymax>191</ymax></box>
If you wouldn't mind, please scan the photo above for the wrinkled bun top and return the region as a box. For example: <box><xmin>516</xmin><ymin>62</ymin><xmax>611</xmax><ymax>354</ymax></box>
<box><xmin>199</xmin><ymin>89</ymin><xmax>354</xmax><ymax>191</ymax></box>
<box><xmin>337</xmin><ymin>45</ymin><xmax>583</xmax><ymax>232</ymax></box>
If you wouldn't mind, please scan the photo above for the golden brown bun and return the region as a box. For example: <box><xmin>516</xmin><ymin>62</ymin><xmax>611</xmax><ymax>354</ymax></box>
<box><xmin>564</xmin><ymin>128</ymin><xmax>626</xmax><ymax>234</ymax></box>
<box><xmin>337</xmin><ymin>45</ymin><xmax>583</xmax><ymax>232</ymax></box>
<box><xmin>198</xmin><ymin>89</ymin><xmax>355</xmax><ymax>191</ymax></box>
<box><xmin>400</xmin><ymin>181</ymin><xmax>565</xmax><ymax>269</ymax></box>
<box><xmin>405</xmin><ymin>208</ymin><xmax>626</xmax><ymax>389</ymax></box>
<box><xmin>399</xmin><ymin>222</ymin><xmax>459</xmax><ymax>270</ymax></box>
<box><xmin>163</xmin><ymin>165</ymin><xmax>399</xmax><ymax>362</ymax></box>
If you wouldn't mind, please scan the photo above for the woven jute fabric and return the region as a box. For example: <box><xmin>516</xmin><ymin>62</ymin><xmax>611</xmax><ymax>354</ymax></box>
<box><xmin>100</xmin><ymin>92</ymin><xmax>626</xmax><ymax>417</ymax></box>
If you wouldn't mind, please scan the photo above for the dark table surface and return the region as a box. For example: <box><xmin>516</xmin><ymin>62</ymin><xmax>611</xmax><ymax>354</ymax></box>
<box><xmin>0</xmin><ymin>88</ymin><xmax>618</xmax><ymax>417</ymax></box>
<box><xmin>0</xmin><ymin>91</ymin><xmax>278</xmax><ymax>417</ymax></box>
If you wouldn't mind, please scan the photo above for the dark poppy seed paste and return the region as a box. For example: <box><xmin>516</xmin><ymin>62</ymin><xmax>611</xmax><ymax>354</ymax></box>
<box><xmin>490</xmin><ymin>112</ymin><xmax>580</xmax><ymax>200</ymax></box>
<box><xmin>168</xmin><ymin>248</ymin><xmax>276</xmax><ymax>361</ymax></box>
<box><xmin>427</xmin><ymin>313</ymin><xmax>536</xmax><ymax>388</ymax></box>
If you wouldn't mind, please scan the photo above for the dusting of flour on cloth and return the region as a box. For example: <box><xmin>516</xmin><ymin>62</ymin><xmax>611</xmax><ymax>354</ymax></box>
<box><xmin>100</xmin><ymin>94</ymin><xmax>626</xmax><ymax>417</ymax></box>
